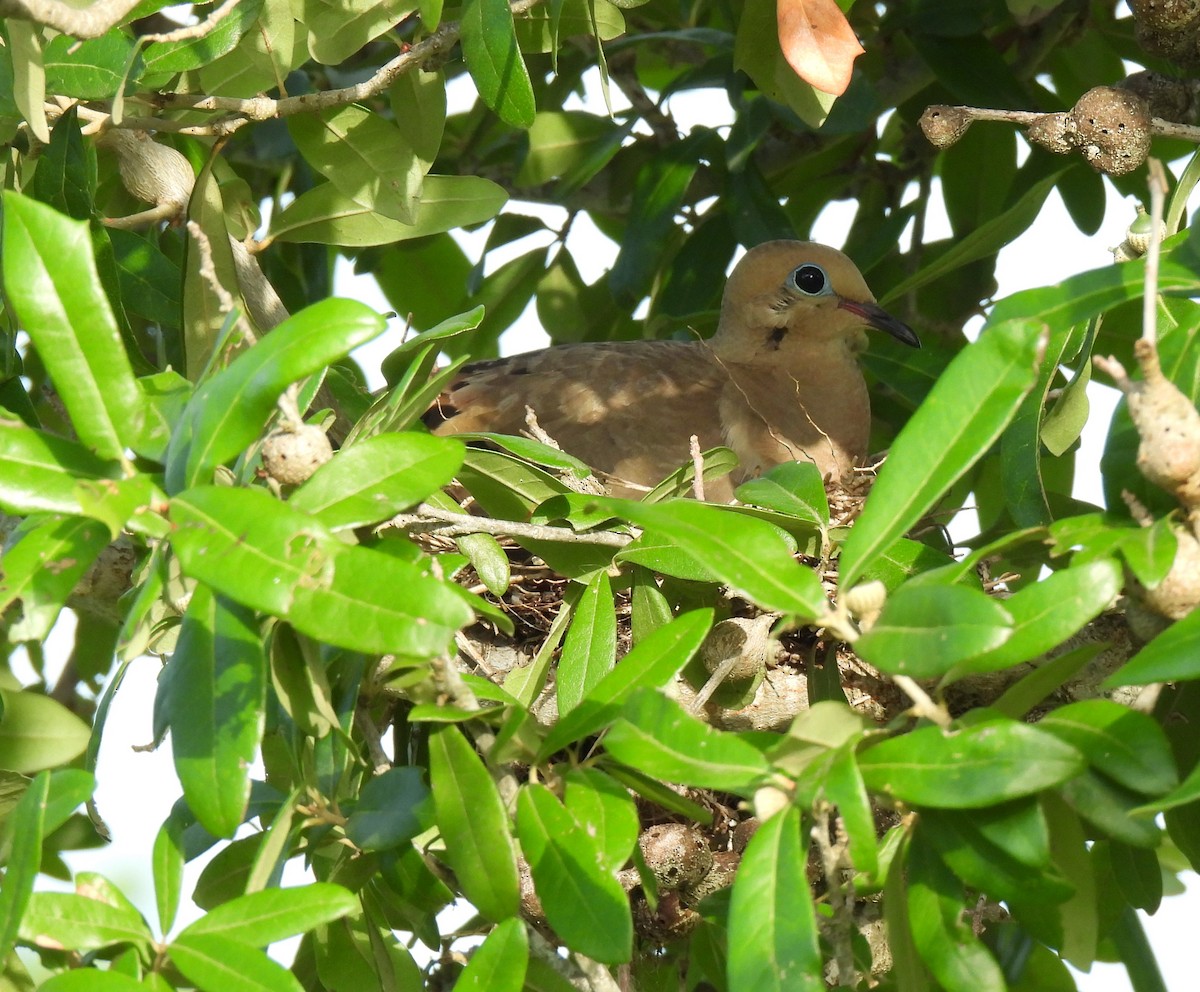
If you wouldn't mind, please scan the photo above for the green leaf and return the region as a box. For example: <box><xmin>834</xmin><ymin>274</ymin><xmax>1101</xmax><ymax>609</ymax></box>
<box><xmin>345</xmin><ymin>767</ymin><xmax>435</xmax><ymax>852</ymax></box>
<box><xmin>517</xmin><ymin>110</ymin><xmax>624</xmax><ymax>187</ymax></box>
<box><xmin>823</xmin><ymin>745</ymin><xmax>878</xmax><ymax>877</ymax></box>
<box><xmin>18</xmin><ymin>892</ymin><xmax>152</xmax><ymax>953</ymax></box>
<box><xmin>288</xmin><ymin>104</ymin><xmax>422</xmax><ymax>223</ymax></box>
<box><xmin>727</xmin><ymin>806</ymin><xmax>822</xmax><ymax>992</ymax></box>
<box><xmin>516</xmin><ymin>783</ymin><xmax>631</xmax><ymax>963</ymax></box>
<box><xmin>2</xmin><ymin>192</ymin><xmax>144</xmax><ymax>459</ymax></box>
<box><xmin>0</xmin><ymin>771</ymin><xmax>49</xmax><ymax>960</ymax></box>
<box><xmin>302</xmin><ymin>0</ymin><xmax>411</xmax><ymax>65</ymax></box>
<box><xmin>182</xmin><ymin>883</ymin><xmax>357</xmax><ymax>946</ymax></box>
<box><xmin>1058</xmin><ymin>769</ymin><xmax>1161</xmax><ymax>848</ymax></box>
<box><xmin>170</xmin><ymin>932</ymin><xmax>303</xmax><ymax>992</ymax></box>
<box><xmin>153</xmin><ymin>813</ymin><xmax>185</xmax><ymax>936</ymax></box>
<box><xmin>1105</xmin><ymin>605</ymin><xmax>1200</xmax><ymax>685</ymax></box>
<box><xmin>734</xmin><ymin>462</ymin><xmax>830</xmax><ymax>528</ymax></box>
<box><xmin>38</xmin><ymin>972</ymin><xmax>147</xmax><ymax>992</ymax></box>
<box><xmin>556</xmin><ymin>571</ymin><xmax>616</xmax><ymax>714</ymax></box>
<box><xmin>269</xmin><ymin>176</ymin><xmax>508</xmax><ymax>246</ymax></box>
<box><xmin>454</xmin><ymin>918</ymin><xmax>528</xmax><ymax>992</ymax></box>
<box><xmin>950</xmin><ymin>558</ymin><xmax>1122</xmax><ymax>677</ymax></box>
<box><xmin>604</xmin><ymin>689</ymin><xmax>770</xmax><ymax>794</ymax></box>
<box><xmin>840</xmin><ymin>319</ymin><xmax>1044</xmax><ymax>588</ymax></box>
<box><xmin>157</xmin><ymin>584</ymin><xmax>265</xmax><ymax>838</ymax></box>
<box><xmin>593</xmin><ymin>497</ymin><xmax>826</xmax><ymax>617</ymax></box>
<box><xmin>170</xmin><ymin>486</ymin><xmax>476</xmax><ymax>657</ymax></box>
<box><xmin>428</xmin><ymin>724</ymin><xmax>519</xmax><ymax>922</ymax></box>
<box><xmin>290</xmin><ymin>432</ymin><xmax>465</xmax><ymax>529</ymax></box>
<box><xmin>1038</xmin><ymin>701</ymin><xmax>1177</xmax><ymax>797</ymax></box>
<box><xmin>459</xmin><ymin>0</ymin><xmax>535</xmax><ymax>128</ymax></box>
<box><xmin>171</xmin><ymin>298</ymin><xmax>386</xmax><ymax>490</ymax></box>
<box><xmin>907</xmin><ymin>839</ymin><xmax>1006</xmax><ymax>992</ymax></box>
<box><xmin>181</xmin><ymin>162</ymin><xmax>239</xmax><ymax>380</ymax></box>
<box><xmin>0</xmin><ymin>515</ymin><xmax>110</xmax><ymax>642</ymax></box>
<box><xmin>0</xmin><ymin>688</ymin><xmax>90</xmax><ymax>773</ymax></box>
<box><xmin>858</xmin><ymin>720</ymin><xmax>1085</xmax><ymax>808</ymax></box>
<box><xmin>388</xmin><ymin>68</ymin><xmax>445</xmax><ymax>172</ymax></box>
<box><xmin>538</xmin><ymin>608</ymin><xmax>713</xmax><ymax>758</ymax></box>
<box><xmin>141</xmin><ymin>0</ymin><xmax>264</xmax><ymax>75</ymax></box>
<box><xmin>854</xmin><ymin>584</ymin><xmax>1013</xmax><ymax>679</ymax></box>
<box><xmin>563</xmin><ymin>767</ymin><xmax>640</xmax><ymax>873</ymax></box>
<box><xmin>43</xmin><ymin>30</ymin><xmax>138</xmax><ymax>100</ymax></box>
<box><xmin>31</xmin><ymin>107</ymin><xmax>94</xmax><ymax>220</ymax></box>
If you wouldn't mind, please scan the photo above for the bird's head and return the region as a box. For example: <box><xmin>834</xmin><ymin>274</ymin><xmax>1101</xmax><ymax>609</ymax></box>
<box><xmin>713</xmin><ymin>241</ymin><xmax>919</xmax><ymax>357</ymax></box>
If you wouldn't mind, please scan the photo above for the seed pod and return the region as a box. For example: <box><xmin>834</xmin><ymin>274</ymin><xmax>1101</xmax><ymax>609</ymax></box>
<box><xmin>1070</xmin><ymin>87</ymin><xmax>1152</xmax><ymax>176</ymax></box>
<box><xmin>638</xmin><ymin>823</ymin><xmax>712</xmax><ymax>892</ymax></box>
<box><xmin>99</xmin><ymin>130</ymin><xmax>195</xmax><ymax>212</ymax></box>
<box><xmin>919</xmin><ymin>105</ymin><xmax>972</xmax><ymax>148</ymax></box>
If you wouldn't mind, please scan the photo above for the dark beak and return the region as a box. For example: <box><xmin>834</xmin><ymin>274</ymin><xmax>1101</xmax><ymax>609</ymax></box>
<box><xmin>838</xmin><ymin>299</ymin><xmax>921</xmax><ymax>348</ymax></box>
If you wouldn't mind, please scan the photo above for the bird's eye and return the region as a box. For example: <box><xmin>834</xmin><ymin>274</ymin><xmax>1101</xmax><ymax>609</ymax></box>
<box><xmin>788</xmin><ymin>263</ymin><xmax>829</xmax><ymax>296</ymax></box>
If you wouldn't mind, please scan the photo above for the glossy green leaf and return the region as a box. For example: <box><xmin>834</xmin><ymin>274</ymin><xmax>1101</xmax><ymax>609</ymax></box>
<box><xmin>1058</xmin><ymin>769</ymin><xmax>1161</xmax><ymax>848</ymax></box>
<box><xmin>854</xmin><ymin>583</ymin><xmax>1013</xmax><ymax>679</ymax></box>
<box><xmin>1038</xmin><ymin>700</ymin><xmax>1177</xmax><ymax>797</ymax></box>
<box><xmin>456</xmin><ymin>532</ymin><xmax>511</xmax><ymax>596</ymax></box>
<box><xmin>38</xmin><ymin>972</ymin><xmax>147</xmax><ymax>992</ymax></box>
<box><xmin>556</xmin><ymin>571</ymin><xmax>616</xmax><ymax>714</ymax></box>
<box><xmin>517</xmin><ymin>110</ymin><xmax>624</xmax><ymax>186</ymax></box>
<box><xmin>563</xmin><ymin>767</ymin><xmax>640</xmax><ymax>873</ymax></box>
<box><xmin>345</xmin><ymin>767</ymin><xmax>435</xmax><ymax>852</ymax></box>
<box><xmin>459</xmin><ymin>0</ymin><xmax>535</xmax><ymax>128</ymax></box>
<box><xmin>31</xmin><ymin>107</ymin><xmax>94</xmax><ymax>220</ymax></box>
<box><xmin>1105</xmin><ymin>605</ymin><xmax>1200</xmax><ymax>685</ymax></box>
<box><xmin>454</xmin><ymin>917</ymin><xmax>528</xmax><ymax>992</ymax></box>
<box><xmin>594</xmin><ymin>497</ymin><xmax>825</xmax><ymax>617</ymax></box>
<box><xmin>43</xmin><ymin>31</ymin><xmax>137</xmax><ymax>100</ymax></box>
<box><xmin>0</xmin><ymin>515</ymin><xmax>110</xmax><ymax>641</ymax></box>
<box><xmin>428</xmin><ymin>724</ymin><xmax>519</xmax><ymax>922</ymax></box>
<box><xmin>18</xmin><ymin>892</ymin><xmax>152</xmax><ymax>953</ymax></box>
<box><xmin>302</xmin><ymin>0</ymin><xmax>409</xmax><ymax>65</ymax></box>
<box><xmin>0</xmin><ymin>688</ymin><xmax>90</xmax><ymax>773</ymax></box>
<box><xmin>288</xmin><ymin>104</ymin><xmax>421</xmax><ymax>223</ymax></box>
<box><xmin>907</xmin><ymin>839</ymin><xmax>1006</xmax><ymax>992</ymax></box>
<box><xmin>269</xmin><ymin>176</ymin><xmax>508</xmax><ymax>246</ymax></box>
<box><xmin>181</xmin><ymin>163</ymin><xmax>239</xmax><ymax>379</ymax></box>
<box><xmin>516</xmin><ymin>783</ymin><xmax>631</xmax><ymax>963</ymax></box>
<box><xmin>539</xmin><ymin>608</ymin><xmax>712</xmax><ymax>757</ymax></box>
<box><xmin>153</xmin><ymin>813</ymin><xmax>185</xmax><ymax>936</ymax></box>
<box><xmin>951</xmin><ymin>558</ymin><xmax>1122</xmax><ymax>677</ymax></box>
<box><xmin>388</xmin><ymin>67</ymin><xmax>445</xmax><ymax>172</ymax></box>
<box><xmin>171</xmin><ymin>932</ymin><xmax>303</xmax><ymax>992</ymax></box>
<box><xmin>182</xmin><ymin>883</ymin><xmax>357</xmax><ymax>946</ymax></box>
<box><xmin>158</xmin><ymin>584</ymin><xmax>264</xmax><ymax>838</ymax></box>
<box><xmin>2</xmin><ymin>192</ymin><xmax>144</xmax><ymax>459</ymax></box>
<box><xmin>290</xmin><ymin>432</ymin><xmax>465</xmax><ymax>529</ymax></box>
<box><xmin>734</xmin><ymin>461</ymin><xmax>829</xmax><ymax>528</ymax></box>
<box><xmin>727</xmin><ymin>806</ymin><xmax>821</xmax><ymax>992</ymax></box>
<box><xmin>141</xmin><ymin>0</ymin><xmax>264</xmax><ymax>75</ymax></box>
<box><xmin>840</xmin><ymin>319</ymin><xmax>1044</xmax><ymax>588</ymax></box>
<box><xmin>858</xmin><ymin>720</ymin><xmax>1085</xmax><ymax>808</ymax></box>
<box><xmin>170</xmin><ymin>486</ymin><xmax>476</xmax><ymax>657</ymax></box>
<box><xmin>604</xmin><ymin>689</ymin><xmax>770</xmax><ymax>794</ymax></box>
<box><xmin>823</xmin><ymin>745</ymin><xmax>878</xmax><ymax>877</ymax></box>
<box><xmin>173</xmin><ymin>298</ymin><xmax>385</xmax><ymax>489</ymax></box>
<box><xmin>0</xmin><ymin>771</ymin><xmax>49</xmax><ymax>960</ymax></box>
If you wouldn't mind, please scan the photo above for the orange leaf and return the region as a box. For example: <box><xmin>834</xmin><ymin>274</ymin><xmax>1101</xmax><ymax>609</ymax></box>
<box><xmin>776</xmin><ymin>0</ymin><xmax>865</xmax><ymax>97</ymax></box>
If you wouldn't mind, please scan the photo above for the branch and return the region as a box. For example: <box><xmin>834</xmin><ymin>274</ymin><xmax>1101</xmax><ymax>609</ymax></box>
<box><xmin>0</xmin><ymin>0</ymin><xmax>141</xmax><ymax>39</ymax></box>
<box><xmin>388</xmin><ymin>503</ymin><xmax>634</xmax><ymax>548</ymax></box>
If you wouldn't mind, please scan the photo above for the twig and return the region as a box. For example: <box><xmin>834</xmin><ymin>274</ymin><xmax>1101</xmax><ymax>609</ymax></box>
<box><xmin>892</xmin><ymin>674</ymin><xmax>951</xmax><ymax>727</ymax></box>
<box><xmin>813</xmin><ymin>803</ymin><xmax>857</xmax><ymax>987</ymax></box>
<box><xmin>1144</xmin><ymin>159</ymin><xmax>1168</xmax><ymax>346</ymax></box>
<box><xmin>388</xmin><ymin>503</ymin><xmax>634</xmax><ymax>548</ymax></box>
<box><xmin>139</xmin><ymin>0</ymin><xmax>238</xmax><ymax>43</ymax></box>
<box><xmin>929</xmin><ymin>104</ymin><xmax>1200</xmax><ymax>143</ymax></box>
<box><xmin>689</xmin><ymin>435</ymin><xmax>706</xmax><ymax>501</ymax></box>
<box><xmin>0</xmin><ymin>0</ymin><xmax>141</xmax><ymax>39</ymax></box>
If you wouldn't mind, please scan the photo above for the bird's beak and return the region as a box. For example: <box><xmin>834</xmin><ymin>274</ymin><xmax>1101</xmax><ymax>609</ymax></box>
<box><xmin>838</xmin><ymin>299</ymin><xmax>921</xmax><ymax>348</ymax></box>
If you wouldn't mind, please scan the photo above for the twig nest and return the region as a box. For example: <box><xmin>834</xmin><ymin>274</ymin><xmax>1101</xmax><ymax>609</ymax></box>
<box><xmin>98</xmin><ymin>130</ymin><xmax>195</xmax><ymax>212</ymax></box>
<box><xmin>638</xmin><ymin>823</ymin><xmax>713</xmax><ymax>891</ymax></box>
<box><xmin>919</xmin><ymin>105</ymin><xmax>972</xmax><ymax>148</ymax></box>
<box><xmin>700</xmin><ymin>615</ymin><xmax>777</xmax><ymax>680</ymax></box>
<box><xmin>262</xmin><ymin>424</ymin><xmax>333</xmax><ymax>485</ymax></box>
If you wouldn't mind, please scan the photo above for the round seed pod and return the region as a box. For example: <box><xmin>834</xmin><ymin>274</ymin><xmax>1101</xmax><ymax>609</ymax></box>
<box><xmin>1069</xmin><ymin>86</ymin><xmax>1152</xmax><ymax>176</ymax></box>
<box><xmin>638</xmin><ymin>823</ymin><xmax>712</xmax><ymax>892</ymax></box>
<box><xmin>1026</xmin><ymin>112</ymin><xmax>1074</xmax><ymax>155</ymax></box>
<box><xmin>919</xmin><ymin>105</ymin><xmax>972</xmax><ymax>148</ymax></box>
<box><xmin>1130</xmin><ymin>0</ymin><xmax>1200</xmax><ymax>30</ymax></box>
<box><xmin>99</xmin><ymin>130</ymin><xmax>195</xmax><ymax>212</ymax></box>
<box><xmin>261</xmin><ymin>424</ymin><xmax>332</xmax><ymax>485</ymax></box>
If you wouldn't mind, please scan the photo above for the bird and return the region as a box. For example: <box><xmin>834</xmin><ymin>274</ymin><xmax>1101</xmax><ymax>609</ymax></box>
<box><xmin>424</xmin><ymin>240</ymin><xmax>919</xmax><ymax>500</ymax></box>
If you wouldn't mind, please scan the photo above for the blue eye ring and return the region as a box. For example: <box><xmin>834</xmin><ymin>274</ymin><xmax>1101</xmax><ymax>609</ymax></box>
<box><xmin>788</xmin><ymin>263</ymin><xmax>830</xmax><ymax>296</ymax></box>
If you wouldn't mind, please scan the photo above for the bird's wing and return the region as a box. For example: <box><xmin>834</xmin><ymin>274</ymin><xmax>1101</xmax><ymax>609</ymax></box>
<box><xmin>425</xmin><ymin>340</ymin><xmax>728</xmax><ymax>487</ymax></box>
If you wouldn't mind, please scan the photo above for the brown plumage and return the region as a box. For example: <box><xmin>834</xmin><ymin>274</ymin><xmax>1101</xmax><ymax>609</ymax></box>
<box><xmin>424</xmin><ymin>241</ymin><xmax>919</xmax><ymax>499</ymax></box>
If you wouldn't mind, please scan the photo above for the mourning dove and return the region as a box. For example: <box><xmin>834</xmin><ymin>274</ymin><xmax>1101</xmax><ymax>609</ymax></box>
<box><xmin>424</xmin><ymin>241</ymin><xmax>919</xmax><ymax>499</ymax></box>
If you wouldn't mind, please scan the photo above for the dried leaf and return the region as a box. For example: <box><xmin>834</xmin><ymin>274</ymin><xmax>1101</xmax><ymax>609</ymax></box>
<box><xmin>776</xmin><ymin>0</ymin><xmax>864</xmax><ymax>96</ymax></box>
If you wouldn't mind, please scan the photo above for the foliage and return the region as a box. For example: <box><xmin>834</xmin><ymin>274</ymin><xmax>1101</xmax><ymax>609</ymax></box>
<box><xmin>1</xmin><ymin>1</ymin><xmax>1200</xmax><ymax>990</ymax></box>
